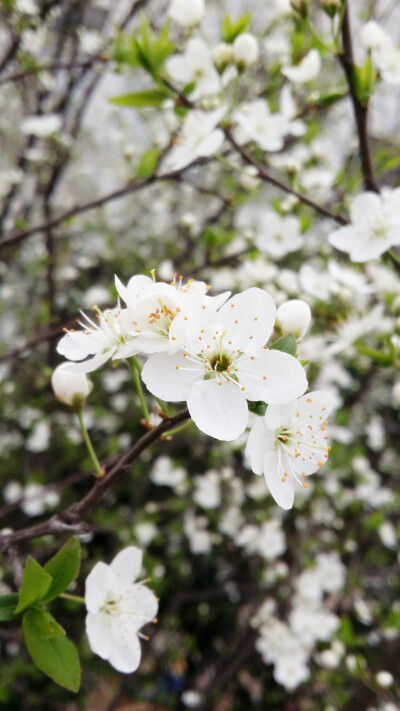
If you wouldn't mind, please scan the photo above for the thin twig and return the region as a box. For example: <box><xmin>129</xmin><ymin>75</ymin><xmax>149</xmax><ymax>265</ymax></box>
<box><xmin>225</xmin><ymin>127</ymin><xmax>349</xmax><ymax>225</ymax></box>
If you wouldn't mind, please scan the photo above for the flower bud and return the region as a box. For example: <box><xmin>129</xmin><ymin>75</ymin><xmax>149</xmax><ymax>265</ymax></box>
<box><xmin>239</xmin><ymin>165</ymin><xmax>261</xmax><ymax>191</ymax></box>
<box><xmin>168</xmin><ymin>0</ymin><xmax>204</xmax><ymax>27</ymax></box>
<box><xmin>290</xmin><ymin>0</ymin><xmax>308</xmax><ymax>17</ymax></box>
<box><xmin>321</xmin><ymin>0</ymin><xmax>341</xmax><ymax>18</ymax></box>
<box><xmin>212</xmin><ymin>42</ymin><xmax>233</xmax><ymax>70</ymax></box>
<box><xmin>51</xmin><ymin>363</ymin><xmax>91</xmax><ymax>409</ymax></box>
<box><xmin>233</xmin><ymin>33</ymin><xmax>259</xmax><ymax>71</ymax></box>
<box><xmin>276</xmin><ymin>299</ymin><xmax>311</xmax><ymax>339</ymax></box>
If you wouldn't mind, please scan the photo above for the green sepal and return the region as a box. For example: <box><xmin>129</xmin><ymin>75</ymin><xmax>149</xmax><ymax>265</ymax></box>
<box><xmin>270</xmin><ymin>334</ymin><xmax>297</xmax><ymax>356</ymax></box>
<box><xmin>14</xmin><ymin>557</ymin><xmax>52</xmax><ymax>614</ymax></box>
<box><xmin>41</xmin><ymin>537</ymin><xmax>81</xmax><ymax>603</ymax></box>
<box><xmin>23</xmin><ymin>608</ymin><xmax>81</xmax><ymax>692</ymax></box>
<box><xmin>248</xmin><ymin>401</ymin><xmax>267</xmax><ymax>417</ymax></box>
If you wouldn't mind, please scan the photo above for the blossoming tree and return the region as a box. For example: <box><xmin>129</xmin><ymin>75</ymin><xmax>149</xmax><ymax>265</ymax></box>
<box><xmin>0</xmin><ymin>0</ymin><xmax>399</xmax><ymax>709</ymax></box>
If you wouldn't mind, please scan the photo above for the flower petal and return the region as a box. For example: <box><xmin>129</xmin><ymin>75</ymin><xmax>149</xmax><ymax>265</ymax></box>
<box><xmin>108</xmin><ymin>630</ymin><xmax>142</xmax><ymax>673</ymax></box>
<box><xmin>110</xmin><ymin>546</ymin><xmax>143</xmax><ymax>589</ymax></box>
<box><xmin>239</xmin><ymin>350</ymin><xmax>307</xmax><ymax>404</ymax></box>
<box><xmin>85</xmin><ymin>562</ymin><xmax>112</xmax><ymax>613</ymax></box>
<box><xmin>219</xmin><ymin>288</ymin><xmax>276</xmax><ymax>352</ymax></box>
<box><xmin>122</xmin><ymin>585</ymin><xmax>159</xmax><ymax>628</ymax></box>
<box><xmin>57</xmin><ymin>331</ymin><xmax>100</xmax><ymax>360</ymax></box>
<box><xmin>187</xmin><ymin>379</ymin><xmax>248</xmax><ymax>440</ymax></box>
<box><xmin>86</xmin><ymin>612</ymin><xmax>113</xmax><ymax>658</ymax></box>
<box><xmin>62</xmin><ymin>350</ymin><xmax>114</xmax><ymax>373</ymax></box>
<box><xmin>142</xmin><ymin>351</ymin><xmax>203</xmax><ymax>401</ymax></box>
<box><xmin>246</xmin><ymin>417</ymin><xmax>270</xmax><ymax>475</ymax></box>
<box><xmin>263</xmin><ymin>450</ymin><xmax>294</xmax><ymax>510</ymax></box>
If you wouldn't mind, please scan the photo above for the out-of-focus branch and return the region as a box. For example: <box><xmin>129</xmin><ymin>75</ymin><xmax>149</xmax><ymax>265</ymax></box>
<box><xmin>338</xmin><ymin>4</ymin><xmax>379</xmax><ymax>193</ymax></box>
<box><xmin>0</xmin><ymin>407</ymin><xmax>190</xmax><ymax>548</ymax></box>
<box><xmin>225</xmin><ymin>127</ymin><xmax>349</xmax><ymax>225</ymax></box>
<box><xmin>0</xmin><ymin>57</ymin><xmax>108</xmax><ymax>86</ymax></box>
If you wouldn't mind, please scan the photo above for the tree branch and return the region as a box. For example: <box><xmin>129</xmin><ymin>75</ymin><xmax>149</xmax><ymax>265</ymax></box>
<box><xmin>338</xmin><ymin>4</ymin><xmax>379</xmax><ymax>193</ymax></box>
<box><xmin>0</xmin><ymin>407</ymin><xmax>190</xmax><ymax>547</ymax></box>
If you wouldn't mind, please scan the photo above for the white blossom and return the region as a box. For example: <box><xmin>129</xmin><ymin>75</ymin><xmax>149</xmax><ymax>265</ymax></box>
<box><xmin>282</xmin><ymin>49</ymin><xmax>321</xmax><ymax>84</ymax></box>
<box><xmin>161</xmin><ymin>107</ymin><xmax>226</xmax><ymax>173</ymax></box>
<box><xmin>328</xmin><ymin>189</ymin><xmax>400</xmax><ymax>262</ymax></box>
<box><xmin>246</xmin><ymin>391</ymin><xmax>335</xmax><ymax>509</ymax></box>
<box><xmin>166</xmin><ymin>38</ymin><xmax>220</xmax><ymax>100</ymax></box>
<box><xmin>20</xmin><ymin>114</ymin><xmax>62</xmax><ymax>137</ymax></box>
<box><xmin>85</xmin><ymin>547</ymin><xmax>158</xmax><ymax>673</ymax></box>
<box><xmin>276</xmin><ymin>299</ymin><xmax>311</xmax><ymax>339</ymax></box>
<box><xmin>168</xmin><ymin>0</ymin><xmax>205</xmax><ymax>27</ymax></box>
<box><xmin>234</xmin><ymin>99</ymin><xmax>289</xmax><ymax>152</ymax></box>
<box><xmin>142</xmin><ymin>288</ymin><xmax>307</xmax><ymax>441</ymax></box>
<box><xmin>232</xmin><ymin>33</ymin><xmax>259</xmax><ymax>69</ymax></box>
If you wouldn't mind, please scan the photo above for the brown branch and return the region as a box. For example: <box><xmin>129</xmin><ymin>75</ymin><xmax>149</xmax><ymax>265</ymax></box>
<box><xmin>0</xmin><ymin>57</ymin><xmax>108</xmax><ymax>86</ymax></box>
<box><xmin>338</xmin><ymin>4</ymin><xmax>380</xmax><ymax>193</ymax></box>
<box><xmin>0</xmin><ymin>407</ymin><xmax>190</xmax><ymax>547</ymax></box>
<box><xmin>225</xmin><ymin>128</ymin><xmax>349</xmax><ymax>225</ymax></box>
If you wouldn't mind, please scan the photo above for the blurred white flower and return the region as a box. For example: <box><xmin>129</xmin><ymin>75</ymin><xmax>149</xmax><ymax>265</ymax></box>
<box><xmin>233</xmin><ymin>33</ymin><xmax>259</xmax><ymax>69</ymax></box>
<box><xmin>161</xmin><ymin>107</ymin><xmax>226</xmax><ymax>173</ymax></box>
<box><xmin>166</xmin><ymin>38</ymin><xmax>219</xmax><ymax>100</ymax></box>
<box><xmin>20</xmin><ymin>114</ymin><xmax>62</xmax><ymax>137</ymax></box>
<box><xmin>234</xmin><ymin>99</ymin><xmax>289</xmax><ymax>152</ymax></box>
<box><xmin>193</xmin><ymin>470</ymin><xmax>221</xmax><ymax>509</ymax></box>
<box><xmin>168</xmin><ymin>0</ymin><xmax>204</xmax><ymax>27</ymax></box>
<box><xmin>85</xmin><ymin>547</ymin><xmax>158</xmax><ymax>673</ymax></box>
<box><xmin>328</xmin><ymin>189</ymin><xmax>400</xmax><ymax>262</ymax></box>
<box><xmin>282</xmin><ymin>49</ymin><xmax>321</xmax><ymax>84</ymax></box>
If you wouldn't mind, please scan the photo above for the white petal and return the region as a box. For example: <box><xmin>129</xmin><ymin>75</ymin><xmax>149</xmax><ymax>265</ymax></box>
<box><xmin>85</xmin><ymin>562</ymin><xmax>112</xmax><ymax>613</ymax></box>
<box><xmin>142</xmin><ymin>351</ymin><xmax>203</xmax><ymax>401</ymax></box>
<box><xmin>328</xmin><ymin>226</ymin><xmax>353</xmax><ymax>253</ymax></box>
<box><xmin>187</xmin><ymin>379</ymin><xmax>248</xmax><ymax>440</ymax></box>
<box><xmin>350</xmin><ymin>192</ymin><xmax>382</xmax><ymax>225</ymax></box>
<box><xmin>263</xmin><ymin>450</ymin><xmax>294</xmax><ymax>509</ymax></box>
<box><xmin>86</xmin><ymin>612</ymin><xmax>113</xmax><ymax>658</ymax></box>
<box><xmin>296</xmin><ymin>390</ymin><xmax>336</xmax><ymax>420</ymax></box>
<box><xmin>219</xmin><ymin>288</ymin><xmax>276</xmax><ymax>352</ymax></box>
<box><xmin>265</xmin><ymin>401</ymin><xmax>297</xmax><ymax>430</ymax></box>
<box><xmin>113</xmin><ymin>341</ymin><xmax>140</xmax><ymax>359</ymax></box>
<box><xmin>110</xmin><ymin>547</ymin><xmax>143</xmax><ymax>589</ymax></box>
<box><xmin>246</xmin><ymin>417</ymin><xmax>270</xmax><ymax>474</ymax></box>
<box><xmin>122</xmin><ymin>585</ymin><xmax>159</xmax><ymax>628</ymax></box>
<box><xmin>62</xmin><ymin>350</ymin><xmax>113</xmax><ymax>373</ymax></box>
<box><xmin>108</xmin><ymin>631</ymin><xmax>142</xmax><ymax>674</ymax></box>
<box><xmin>196</xmin><ymin>128</ymin><xmax>225</xmax><ymax>157</ymax></box>
<box><xmin>241</xmin><ymin>350</ymin><xmax>307</xmax><ymax>404</ymax></box>
<box><xmin>57</xmin><ymin>331</ymin><xmax>100</xmax><ymax>360</ymax></box>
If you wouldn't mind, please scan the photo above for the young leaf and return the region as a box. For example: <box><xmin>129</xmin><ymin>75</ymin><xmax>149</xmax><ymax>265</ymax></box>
<box><xmin>15</xmin><ymin>557</ymin><xmax>52</xmax><ymax>614</ymax></box>
<box><xmin>23</xmin><ymin>609</ymin><xmax>81</xmax><ymax>692</ymax></box>
<box><xmin>0</xmin><ymin>593</ymin><xmax>20</xmax><ymax>621</ymax></box>
<box><xmin>42</xmin><ymin>537</ymin><xmax>81</xmax><ymax>603</ymax></box>
<box><xmin>136</xmin><ymin>147</ymin><xmax>160</xmax><ymax>179</ymax></box>
<box><xmin>248</xmin><ymin>401</ymin><xmax>267</xmax><ymax>416</ymax></box>
<box><xmin>270</xmin><ymin>334</ymin><xmax>297</xmax><ymax>356</ymax></box>
<box><xmin>222</xmin><ymin>13</ymin><xmax>251</xmax><ymax>43</ymax></box>
<box><xmin>110</xmin><ymin>88</ymin><xmax>170</xmax><ymax>108</ymax></box>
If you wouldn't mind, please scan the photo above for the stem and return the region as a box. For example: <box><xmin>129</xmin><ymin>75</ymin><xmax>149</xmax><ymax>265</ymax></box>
<box><xmin>160</xmin><ymin>420</ymin><xmax>193</xmax><ymax>439</ymax></box>
<box><xmin>60</xmin><ymin>592</ymin><xmax>85</xmax><ymax>604</ymax></box>
<box><xmin>76</xmin><ymin>409</ymin><xmax>104</xmax><ymax>478</ymax></box>
<box><xmin>131</xmin><ymin>357</ymin><xmax>150</xmax><ymax>421</ymax></box>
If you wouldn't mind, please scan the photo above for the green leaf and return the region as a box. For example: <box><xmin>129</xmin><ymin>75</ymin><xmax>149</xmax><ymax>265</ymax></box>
<box><xmin>15</xmin><ymin>557</ymin><xmax>52</xmax><ymax>614</ymax></box>
<box><xmin>222</xmin><ymin>13</ymin><xmax>251</xmax><ymax>43</ymax></box>
<box><xmin>136</xmin><ymin>147</ymin><xmax>160</xmax><ymax>179</ymax></box>
<box><xmin>23</xmin><ymin>607</ymin><xmax>65</xmax><ymax>639</ymax></box>
<box><xmin>42</xmin><ymin>538</ymin><xmax>81</xmax><ymax>603</ymax></box>
<box><xmin>23</xmin><ymin>609</ymin><xmax>80</xmax><ymax>692</ymax></box>
<box><xmin>270</xmin><ymin>334</ymin><xmax>297</xmax><ymax>356</ymax></box>
<box><xmin>0</xmin><ymin>594</ymin><xmax>20</xmax><ymax>621</ymax></box>
<box><xmin>110</xmin><ymin>88</ymin><xmax>170</xmax><ymax>108</ymax></box>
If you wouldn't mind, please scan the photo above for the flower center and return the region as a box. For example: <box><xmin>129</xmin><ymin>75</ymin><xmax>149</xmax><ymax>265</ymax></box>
<box><xmin>209</xmin><ymin>353</ymin><xmax>232</xmax><ymax>372</ymax></box>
